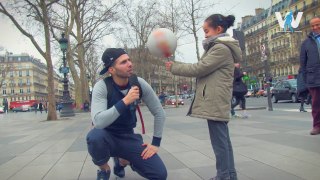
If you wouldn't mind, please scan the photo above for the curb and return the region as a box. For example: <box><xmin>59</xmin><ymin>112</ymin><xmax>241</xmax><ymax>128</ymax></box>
<box><xmin>234</xmin><ymin>107</ymin><xmax>266</xmax><ymax>111</ymax></box>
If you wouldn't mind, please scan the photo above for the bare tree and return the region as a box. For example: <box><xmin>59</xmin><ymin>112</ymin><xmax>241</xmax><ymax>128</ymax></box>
<box><xmin>0</xmin><ymin>65</ymin><xmax>14</xmax><ymax>90</ymax></box>
<box><xmin>117</xmin><ymin>0</ymin><xmax>159</xmax><ymax>81</ymax></box>
<box><xmin>181</xmin><ymin>0</ymin><xmax>216</xmax><ymax>61</ymax></box>
<box><xmin>0</xmin><ymin>0</ymin><xmax>59</xmax><ymax>120</ymax></box>
<box><xmin>84</xmin><ymin>45</ymin><xmax>103</xmax><ymax>87</ymax></box>
<box><xmin>49</xmin><ymin>0</ymin><xmax>121</xmax><ymax>109</ymax></box>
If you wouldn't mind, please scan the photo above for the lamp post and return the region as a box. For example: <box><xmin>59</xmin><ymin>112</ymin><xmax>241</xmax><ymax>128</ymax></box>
<box><xmin>261</xmin><ymin>44</ymin><xmax>273</xmax><ymax>111</ymax></box>
<box><xmin>58</xmin><ymin>33</ymin><xmax>75</xmax><ymax>117</ymax></box>
<box><xmin>86</xmin><ymin>73</ymin><xmax>92</xmax><ymax>102</ymax></box>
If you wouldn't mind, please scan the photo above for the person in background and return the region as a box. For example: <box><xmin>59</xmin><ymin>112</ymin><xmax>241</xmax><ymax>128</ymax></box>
<box><xmin>166</xmin><ymin>14</ymin><xmax>240</xmax><ymax>180</ymax></box>
<box><xmin>297</xmin><ymin>75</ymin><xmax>311</xmax><ymax>112</ymax></box>
<box><xmin>158</xmin><ymin>91</ymin><xmax>166</xmax><ymax>106</ymax></box>
<box><xmin>45</xmin><ymin>101</ymin><xmax>48</xmax><ymax>113</ymax></box>
<box><xmin>3</xmin><ymin>98</ymin><xmax>8</xmax><ymax>114</ymax></box>
<box><xmin>299</xmin><ymin>16</ymin><xmax>320</xmax><ymax>135</ymax></box>
<box><xmin>84</xmin><ymin>100</ymin><xmax>90</xmax><ymax>112</ymax></box>
<box><xmin>231</xmin><ymin>63</ymin><xmax>248</xmax><ymax>118</ymax></box>
<box><xmin>39</xmin><ymin>101</ymin><xmax>43</xmax><ymax>114</ymax></box>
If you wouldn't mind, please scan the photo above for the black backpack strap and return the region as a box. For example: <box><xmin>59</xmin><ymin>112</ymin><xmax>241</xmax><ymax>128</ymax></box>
<box><xmin>103</xmin><ymin>77</ymin><xmax>113</xmax><ymax>108</ymax></box>
<box><xmin>104</xmin><ymin>76</ymin><xmax>143</xmax><ymax>105</ymax></box>
<box><xmin>130</xmin><ymin>75</ymin><xmax>143</xmax><ymax>99</ymax></box>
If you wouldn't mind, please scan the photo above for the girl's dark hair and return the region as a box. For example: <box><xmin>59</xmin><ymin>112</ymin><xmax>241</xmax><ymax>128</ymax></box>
<box><xmin>205</xmin><ymin>14</ymin><xmax>235</xmax><ymax>32</ymax></box>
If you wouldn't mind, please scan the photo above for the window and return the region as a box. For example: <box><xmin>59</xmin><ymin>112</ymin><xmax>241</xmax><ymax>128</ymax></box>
<box><xmin>26</xmin><ymin>78</ymin><xmax>30</xmax><ymax>85</ymax></box>
<box><xmin>10</xmin><ymin>71</ymin><xmax>13</xmax><ymax>77</ymax></box>
<box><xmin>2</xmin><ymin>89</ymin><xmax>6</xmax><ymax>94</ymax></box>
<box><xmin>27</xmin><ymin>88</ymin><xmax>31</xmax><ymax>93</ymax></box>
<box><xmin>9</xmin><ymin>80</ymin><xmax>14</xmax><ymax>87</ymax></box>
<box><xmin>19</xmin><ymin>70</ymin><xmax>22</xmax><ymax>77</ymax></box>
<box><xmin>20</xmin><ymin>89</ymin><xmax>23</xmax><ymax>93</ymax></box>
<box><xmin>11</xmin><ymin>89</ymin><xmax>14</xmax><ymax>94</ymax></box>
<box><xmin>275</xmin><ymin>82</ymin><xmax>283</xmax><ymax>89</ymax></box>
<box><xmin>26</xmin><ymin>70</ymin><xmax>30</xmax><ymax>76</ymax></box>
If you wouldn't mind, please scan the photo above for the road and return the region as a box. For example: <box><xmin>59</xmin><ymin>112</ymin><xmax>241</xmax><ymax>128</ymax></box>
<box><xmin>0</xmin><ymin>98</ymin><xmax>319</xmax><ymax>180</ymax></box>
<box><xmin>244</xmin><ymin>96</ymin><xmax>311</xmax><ymax>112</ymax></box>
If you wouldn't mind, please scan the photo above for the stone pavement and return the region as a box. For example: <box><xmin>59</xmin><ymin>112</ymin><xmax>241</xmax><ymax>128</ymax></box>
<box><xmin>0</xmin><ymin>105</ymin><xmax>319</xmax><ymax>180</ymax></box>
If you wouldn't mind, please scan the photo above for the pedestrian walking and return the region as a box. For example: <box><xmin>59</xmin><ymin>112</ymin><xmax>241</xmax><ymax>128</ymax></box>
<box><xmin>87</xmin><ymin>48</ymin><xmax>167</xmax><ymax>180</ymax></box>
<box><xmin>39</xmin><ymin>102</ymin><xmax>43</xmax><ymax>114</ymax></box>
<box><xmin>165</xmin><ymin>14</ymin><xmax>240</xmax><ymax>180</ymax></box>
<box><xmin>297</xmin><ymin>70</ymin><xmax>311</xmax><ymax>112</ymax></box>
<box><xmin>231</xmin><ymin>63</ymin><xmax>248</xmax><ymax>118</ymax></box>
<box><xmin>45</xmin><ymin>101</ymin><xmax>48</xmax><ymax>113</ymax></box>
<box><xmin>2</xmin><ymin>98</ymin><xmax>8</xmax><ymax>114</ymax></box>
<box><xmin>34</xmin><ymin>102</ymin><xmax>38</xmax><ymax>114</ymax></box>
<box><xmin>83</xmin><ymin>100</ymin><xmax>90</xmax><ymax>112</ymax></box>
<box><xmin>299</xmin><ymin>16</ymin><xmax>320</xmax><ymax>135</ymax></box>
<box><xmin>158</xmin><ymin>91</ymin><xmax>166</xmax><ymax>106</ymax></box>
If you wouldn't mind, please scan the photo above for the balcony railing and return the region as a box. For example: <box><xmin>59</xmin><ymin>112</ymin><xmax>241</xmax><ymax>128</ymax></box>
<box><xmin>297</xmin><ymin>20</ymin><xmax>310</xmax><ymax>30</ymax></box>
<box><xmin>33</xmin><ymin>82</ymin><xmax>46</xmax><ymax>87</ymax></box>
<box><xmin>18</xmin><ymin>83</ymin><xmax>25</xmax><ymax>87</ymax></box>
<box><xmin>272</xmin><ymin>44</ymin><xmax>289</xmax><ymax>52</ymax></box>
<box><xmin>271</xmin><ymin>32</ymin><xmax>283</xmax><ymax>39</ymax></box>
<box><xmin>288</xmin><ymin>57</ymin><xmax>299</xmax><ymax>64</ymax></box>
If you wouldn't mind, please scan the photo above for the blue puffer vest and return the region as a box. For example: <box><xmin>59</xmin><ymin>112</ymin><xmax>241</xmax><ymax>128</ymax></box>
<box><xmin>105</xmin><ymin>80</ymin><xmax>137</xmax><ymax>134</ymax></box>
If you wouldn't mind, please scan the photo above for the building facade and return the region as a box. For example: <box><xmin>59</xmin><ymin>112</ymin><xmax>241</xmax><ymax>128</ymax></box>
<box><xmin>0</xmin><ymin>53</ymin><xmax>75</xmax><ymax>105</ymax></box>
<box><xmin>239</xmin><ymin>0</ymin><xmax>319</xmax><ymax>87</ymax></box>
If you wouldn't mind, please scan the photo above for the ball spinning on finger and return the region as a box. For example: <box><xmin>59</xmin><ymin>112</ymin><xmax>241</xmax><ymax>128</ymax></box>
<box><xmin>147</xmin><ymin>28</ymin><xmax>177</xmax><ymax>58</ymax></box>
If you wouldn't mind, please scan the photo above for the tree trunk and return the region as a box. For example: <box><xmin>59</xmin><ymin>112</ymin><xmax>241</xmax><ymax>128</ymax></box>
<box><xmin>66</xmin><ymin>51</ymin><xmax>82</xmax><ymax>109</ymax></box>
<box><xmin>41</xmin><ymin>0</ymin><xmax>57</xmax><ymax>120</ymax></box>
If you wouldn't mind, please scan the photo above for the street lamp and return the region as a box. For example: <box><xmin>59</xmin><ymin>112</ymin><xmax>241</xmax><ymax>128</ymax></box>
<box><xmin>261</xmin><ymin>44</ymin><xmax>273</xmax><ymax>111</ymax></box>
<box><xmin>58</xmin><ymin>33</ymin><xmax>75</xmax><ymax>117</ymax></box>
<box><xmin>86</xmin><ymin>73</ymin><xmax>92</xmax><ymax>102</ymax></box>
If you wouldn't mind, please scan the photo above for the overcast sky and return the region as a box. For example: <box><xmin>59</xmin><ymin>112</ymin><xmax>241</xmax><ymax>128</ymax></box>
<box><xmin>0</xmin><ymin>0</ymin><xmax>271</xmax><ymax>64</ymax></box>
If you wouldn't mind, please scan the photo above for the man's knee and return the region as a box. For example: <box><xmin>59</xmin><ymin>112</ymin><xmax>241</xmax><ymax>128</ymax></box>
<box><xmin>157</xmin><ymin>167</ymin><xmax>167</xmax><ymax>180</ymax></box>
<box><xmin>87</xmin><ymin>129</ymin><xmax>107</xmax><ymax>143</ymax></box>
<box><xmin>86</xmin><ymin>129</ymin><xmax>111</xmax><ymax>150</ymax></box>
<box><xmin>148</xmin><ymin>164</ymin><xmax>167</xmax><ymax>180</ymax></box>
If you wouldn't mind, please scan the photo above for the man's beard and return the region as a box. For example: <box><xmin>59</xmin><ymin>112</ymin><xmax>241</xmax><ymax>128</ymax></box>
<box><xmin>114</xmin><ymin>68</ymin><xmax>131</xmax><ymax>79</ymax></box>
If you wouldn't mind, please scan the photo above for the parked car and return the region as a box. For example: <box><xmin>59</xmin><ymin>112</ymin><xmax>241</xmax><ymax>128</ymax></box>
<box><xmin>254</xmin><ymin>89</ymin><xmax>265</xmax><ymax>97</ymax></box>
<box><xmin>166</xmin><ymin>96</ymin><xmax>184</xmax><ymax>105</ymax></box>
<box><xmin>12</xmin><ymin>104</ymin><xmax>31</xmax><ymax>112</ymax></box>
<box><xmin>10</xmin><ymin>100</ymin><xmax>37</xmax><ymax>112</ymax></box>
<box><xmin>271</xmin><ymin>79</ymin><xmax>298</xmax><ymax>103</ymax></box>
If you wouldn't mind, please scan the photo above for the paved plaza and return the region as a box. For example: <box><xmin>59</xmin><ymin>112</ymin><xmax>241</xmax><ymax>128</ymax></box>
<box><xmin>0</xmin><ymin>102</ymin><xmax>319</xmax><ymax>180</ymax></box>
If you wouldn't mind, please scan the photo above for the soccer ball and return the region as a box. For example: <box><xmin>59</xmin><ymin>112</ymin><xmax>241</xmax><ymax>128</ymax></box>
<box><xmin>146</xmin><ymin>28</ymin><xmax>177</xmax><ymax>58</ymax></box>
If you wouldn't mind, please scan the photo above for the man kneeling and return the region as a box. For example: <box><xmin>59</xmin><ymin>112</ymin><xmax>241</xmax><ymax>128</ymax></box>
<box><xmin>87</xmin><ymin>48</ymin><xmax>167</xmax><ymax>180</ymax></box>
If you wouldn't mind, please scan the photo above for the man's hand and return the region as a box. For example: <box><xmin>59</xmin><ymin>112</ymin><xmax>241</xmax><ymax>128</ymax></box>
<box><xmin>123</xmin><ymin>86</ymin><xmax>140</xmax><ymax>106</ymax></box>
<box><xmin>165</xmin><ymin>61</ymin><xmax>174</xmax><ymax>71</ymax></box>
<box><xmin>141</xmin><ymin>143</ymin><xmax>159</xmax><ymax>160</ymax></box>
